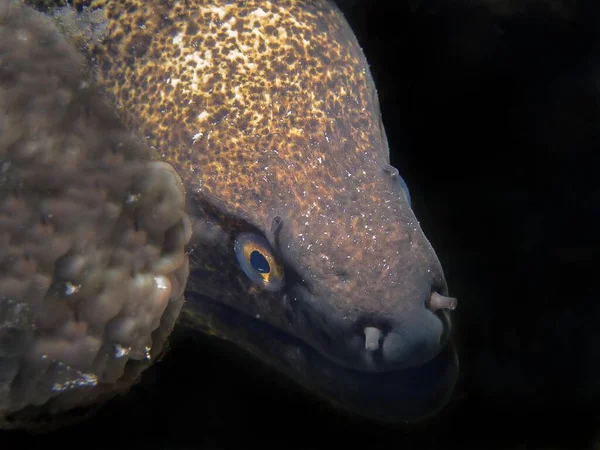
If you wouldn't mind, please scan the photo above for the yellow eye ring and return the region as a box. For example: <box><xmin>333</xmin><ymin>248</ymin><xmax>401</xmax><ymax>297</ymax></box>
<box><xmin>234</xmin><ymin>232</ymin><xmax>285</xmax><ymax>290</ymax></box>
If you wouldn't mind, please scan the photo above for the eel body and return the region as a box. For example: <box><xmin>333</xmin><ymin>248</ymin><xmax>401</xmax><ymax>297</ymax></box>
<box><xmin>0</xmin><ymin>0</ymin><xmax>459</xmax><ymax>428</ymax></box>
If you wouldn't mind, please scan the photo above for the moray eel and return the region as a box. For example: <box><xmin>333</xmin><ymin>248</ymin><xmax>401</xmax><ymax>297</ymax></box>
<box><xmin>0</xmin><ymin>0</ymin><xmax>458</xmax><ymax>428</ymax></box>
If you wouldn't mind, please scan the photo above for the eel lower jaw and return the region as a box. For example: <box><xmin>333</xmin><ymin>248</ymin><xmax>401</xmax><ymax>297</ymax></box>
<box><xmin>182</xmin><ymin>292</ymin><xmax>459</xmax><ymax>422</ymax></box>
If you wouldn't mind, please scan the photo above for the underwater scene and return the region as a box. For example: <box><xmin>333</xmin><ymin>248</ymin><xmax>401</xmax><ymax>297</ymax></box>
<box><xmin>0</xmin><ymin>0</ymin><xmax>598</xmax><ymax>449</ymax></box>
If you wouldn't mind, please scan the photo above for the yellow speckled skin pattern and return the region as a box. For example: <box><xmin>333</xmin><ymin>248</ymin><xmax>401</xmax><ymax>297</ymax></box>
<box><xmin>89</xmin><ymin>0</ymin><xmax>442</xmax><ymax>315</ymax></box>
<box><xmin>81</xmin><ymin>0</ymin><xmax>458</xmax><ymax>422</ymax></box>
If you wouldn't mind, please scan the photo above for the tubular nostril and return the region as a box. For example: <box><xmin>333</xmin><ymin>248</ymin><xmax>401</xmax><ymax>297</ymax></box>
<box><xmin>364</xmin><ymin>327</ymin><xmax>382</xmax><ymax>351</ymax></box>
<box><xmin>427</xmin><ymin>292</ymin><xmax>457</xmax><ymax>312</ymax></box>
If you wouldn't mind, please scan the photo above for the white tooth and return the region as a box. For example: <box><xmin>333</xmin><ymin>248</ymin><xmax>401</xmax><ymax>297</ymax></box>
<box><xmin>364</xmin><ymin>327</ymin><xmax>382</xmax><ymax>351</ymax></box>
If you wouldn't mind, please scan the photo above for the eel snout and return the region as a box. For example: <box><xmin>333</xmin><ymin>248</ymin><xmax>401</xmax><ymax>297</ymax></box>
<box><xmin>363</xmin><ymin>292</ymin><xmax>457</xmax><ymax>355</ymax></box>
<box><xmin>356</xmin><ymin>291</ymin><xmax>456</xmax><ymax>371</ymax></box>
<box><xmin>292</xmin><ymin>279</ymin><xmax>457</xmax><ymax>374</ymax></box>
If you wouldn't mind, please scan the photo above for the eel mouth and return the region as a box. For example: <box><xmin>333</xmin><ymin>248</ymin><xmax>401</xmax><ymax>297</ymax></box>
<box><xmin>183</xmin><ymin>292</ymin><xmax>459</xmax><ymax>423</ymax></box>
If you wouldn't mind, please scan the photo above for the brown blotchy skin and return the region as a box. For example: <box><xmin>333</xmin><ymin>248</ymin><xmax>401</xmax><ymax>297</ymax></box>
<box><xmin>85</xmin><ymin>0</ymin><xmax>449</xmax><ymax>373</ymax></box>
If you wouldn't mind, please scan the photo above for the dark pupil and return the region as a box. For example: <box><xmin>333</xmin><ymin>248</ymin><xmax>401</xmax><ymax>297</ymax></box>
<box><xmin>250</xmin><ymin>250</ymin><xmax>270</xmax><ymax>273</ymax></box>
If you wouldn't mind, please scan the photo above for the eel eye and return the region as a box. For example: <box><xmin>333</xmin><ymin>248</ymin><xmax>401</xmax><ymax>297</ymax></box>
<box><xmin>234</xmin><ymin>232</ymin><xmax>285</xmax><ymax>291</ymax></box>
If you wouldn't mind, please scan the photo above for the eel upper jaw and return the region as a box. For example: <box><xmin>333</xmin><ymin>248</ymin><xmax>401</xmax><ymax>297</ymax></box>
<box><xmin>281</xmin><ymin>282</ymin><xmax>455</xmax><ymax>374</ymax></box>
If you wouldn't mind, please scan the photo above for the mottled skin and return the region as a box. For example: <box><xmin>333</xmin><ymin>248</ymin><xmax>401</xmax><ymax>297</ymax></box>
<box><xmin>74</xmin><ymin>0</ymin><xmax>457</xmax><ymax>420</ymax></box>
<box><xmin>0</xmin><ymin>0</ymin><xmax>193</xmax><ymax>429</ymax></box>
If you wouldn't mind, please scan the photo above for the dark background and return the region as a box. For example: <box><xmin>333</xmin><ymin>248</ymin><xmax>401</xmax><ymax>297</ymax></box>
<box><xmin>5</xmin><ymin>0</ymin><xmax>600</xmax><ymax>448</ymax></box>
